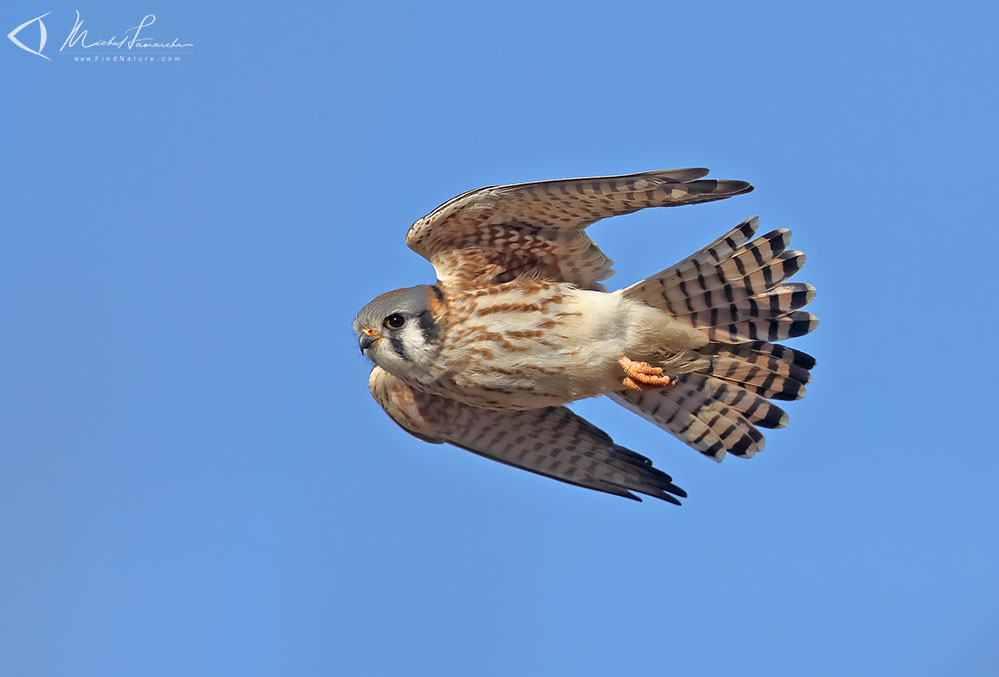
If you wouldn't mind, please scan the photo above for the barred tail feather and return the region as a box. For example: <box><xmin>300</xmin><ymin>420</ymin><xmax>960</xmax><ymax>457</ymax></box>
<box><xmin>704</xmin><ymin>340</ymin><xmax>816</xmax><ymax>373</ymax></box>
<box><xmin>614</xmin><ymin>218</ymin><xmax>817</xmax><ymax>460</ymax></box>
<box><xmin>649</xmin><ymin>216</ymin><xmax>760</xmax><ymax>285</ymax></box>
<box><xmin>666</xmin><ymin>230</ymin><xmax>796</xmax><ymax>294</ymax></box>
<box><xmin>704</xmin><ymin>311</ymin><xmax>819</xmax><ymax>343</ymax></box>
<box><xmin>610</xmin><ymin>379</ymin><xmax>765</xmax><ymax>461</ymax></box>
<box><xmin>610</xmin><ymin>342</ymin><xmax>815</xmax><ymax>461</ymax></box>
<box><xmin>700</xmin><ymin>343</ymin><xmax>812</xmax><ymax>400</ymax></box>
<box><xmin>673</xmin><ymin>283</ymin><xmax>816</xmax><ymax>330</ymax></box>
<box><xmin>680</xmin><ymin>372</ymin><xmax>789</xmax><ymax>429</ymax></box>
<box><xmin>622</xmin><ymin>218</ymin><xmax>818</xmax><ymax>345</ymax></box>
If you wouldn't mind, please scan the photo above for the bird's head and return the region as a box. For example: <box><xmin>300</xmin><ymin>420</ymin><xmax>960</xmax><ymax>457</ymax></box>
<box><xmin>353</xmin><ymin>285</ymin><xmax>446</xmax><ymax>382</ymax></box>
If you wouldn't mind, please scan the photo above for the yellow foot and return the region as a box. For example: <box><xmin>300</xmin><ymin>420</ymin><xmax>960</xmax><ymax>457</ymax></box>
<box><xmin>619</xmin><ymin>356</ymin><xmax>678</xmax><ymax>391</ymax></box>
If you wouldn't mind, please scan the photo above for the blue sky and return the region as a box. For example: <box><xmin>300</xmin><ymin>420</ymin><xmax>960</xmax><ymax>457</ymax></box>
<box><xmin>2</xmin><ymin>1</ymin><xmax>997</xmax><ymax>675</ymax></box>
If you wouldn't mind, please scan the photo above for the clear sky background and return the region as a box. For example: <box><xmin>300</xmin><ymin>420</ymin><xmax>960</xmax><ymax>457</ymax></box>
<box><xmin>2</xmin><ymin>2</ymin><xmax>997</xmax><ymax>675</ymax></box>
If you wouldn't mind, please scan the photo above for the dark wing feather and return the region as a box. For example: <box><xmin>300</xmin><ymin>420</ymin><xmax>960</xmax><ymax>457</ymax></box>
<box><xmin>368</xmin><ymin>366</ymin><xmax>685</xmax><ymax>504</ymax></box>
<box><xmin>406</xmin><ymin>169</ymin><xmax>753</xmax><ymax>289</ymax></box>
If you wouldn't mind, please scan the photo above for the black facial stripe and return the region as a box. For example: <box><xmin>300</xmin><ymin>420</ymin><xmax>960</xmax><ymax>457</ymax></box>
<box><xmin>417</xmin><ymin>309</ymin><xmax>438</xmax><ymax>343</ymax></box>
<box><xmin>430</xmin><ymin>284</ymin><xmax>445</xmax><ymax>304</ymax></box>
<box><xmin>389</xmin><ymin>335</ymin><xmax>409</xmax><ymax>362</ymax></box>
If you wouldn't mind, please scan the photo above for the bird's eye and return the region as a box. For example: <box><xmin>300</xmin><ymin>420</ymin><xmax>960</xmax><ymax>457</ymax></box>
<box><xmin>384</xmin><ymin>313</ymin><xmax>406</xmax><ymax>329</ymax></box>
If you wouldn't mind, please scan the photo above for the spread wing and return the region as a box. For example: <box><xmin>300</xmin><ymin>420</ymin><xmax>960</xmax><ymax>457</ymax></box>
<box><xmin>368</xmin><ymin>366</ymin><xmax>685</xmax><ymax>504</ymax></box>
<box><xmin>406</xmin><ymin>168</ymin><xmax>753</xmax><ymax>290</ymax></box>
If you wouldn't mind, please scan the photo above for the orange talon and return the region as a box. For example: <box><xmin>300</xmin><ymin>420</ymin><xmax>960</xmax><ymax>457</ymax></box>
<box><xmin>622</xmin><ymin>376</ymin><xmax>643</xmax><ymax>391</ymax></box>
<box><xmin>619</xmin><ymin>356</ymin><xmax>678</xmax><ymax>390</ymax></box>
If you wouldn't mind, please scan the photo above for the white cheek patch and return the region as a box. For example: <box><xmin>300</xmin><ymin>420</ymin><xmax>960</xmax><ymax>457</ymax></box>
<box><xmin>398</xmin><ymin>323</ymin><xmax>437</xmax><ymax>365</ymax></box>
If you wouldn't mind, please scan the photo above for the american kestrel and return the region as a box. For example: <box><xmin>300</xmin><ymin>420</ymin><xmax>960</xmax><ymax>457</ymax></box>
<box><xmin>354</xmin><ymin>169</ymin><xmax>817</xmax><ymax>504</ymax></box>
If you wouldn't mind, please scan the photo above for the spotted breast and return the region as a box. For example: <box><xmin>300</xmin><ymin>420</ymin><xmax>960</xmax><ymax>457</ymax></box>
<box><xmin>428</xmin><ymin>278</ymin><xmax>706</xmax><ymax>410</ymax></box>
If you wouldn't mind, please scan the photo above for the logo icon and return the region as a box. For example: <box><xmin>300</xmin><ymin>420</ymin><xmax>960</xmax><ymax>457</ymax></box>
<box><xmin>8</xmin><ymin>11</ymin><xmax>51</xmax><ymax>60</ymax></box>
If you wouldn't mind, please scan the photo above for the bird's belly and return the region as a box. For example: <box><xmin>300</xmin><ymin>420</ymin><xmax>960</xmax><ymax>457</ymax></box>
<box><xmin>437</xmin><ymin>285</ymin><xmax>641</xmax><ymax>410</ymax></box>
<box><xmin>457</xmin><ymin>344</ymin><xmax>620</xmax><ymax>409</ymax></box>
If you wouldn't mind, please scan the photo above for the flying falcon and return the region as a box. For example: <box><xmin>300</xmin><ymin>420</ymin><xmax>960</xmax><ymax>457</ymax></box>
<box><xmin>353</xmin><ymin>169</ymin><xmax>817</xmax><ymax>504</ymax></box>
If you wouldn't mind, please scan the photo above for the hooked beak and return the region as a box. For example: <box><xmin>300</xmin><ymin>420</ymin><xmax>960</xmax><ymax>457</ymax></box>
<box><xmin>358</xmin><ymin>328</ymin><xmax>380</xmax><ymax>354</ymax></box>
